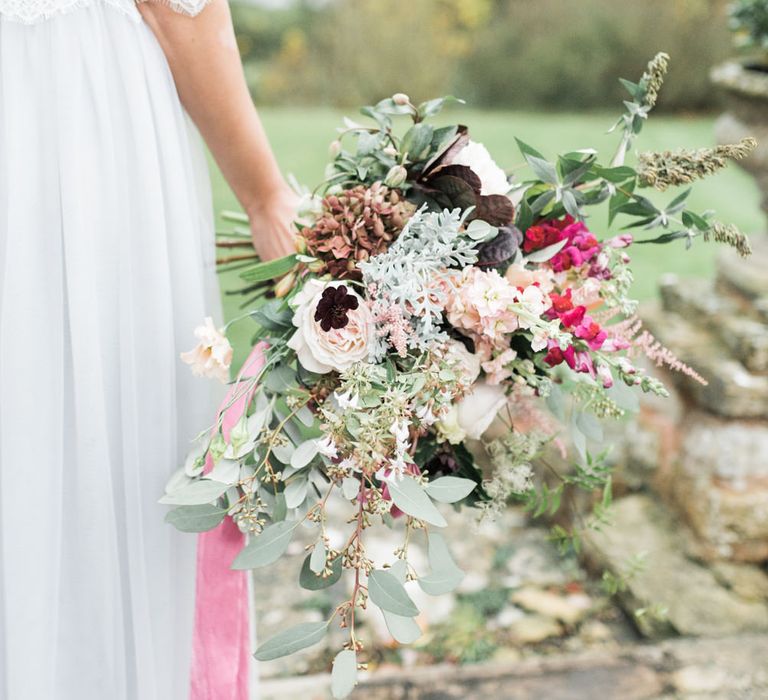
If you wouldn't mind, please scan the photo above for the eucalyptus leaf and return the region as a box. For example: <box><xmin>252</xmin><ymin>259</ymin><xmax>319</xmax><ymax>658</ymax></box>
<box><xmin>272</xmin><ymin>492</ymin><xmax>288</xmax><ymax>522</ymax></box>
<box><xmin>208</xmin><ymin>459</ymin><xmax>241</xmax><ymax>485</ymax></box>
<box><xmin>341</xmin><ymin>477</ymin><xmax>360</xmax><ymax>500</ymax></box>
<box><xmin>299</xmin><ymin>552</ymin><xmax>342</xmax><ymax>590</ymax></box>
<box><xmin>253</xmin><ymin>621</ymin><xmax>329</xmax><ymax>661</ymax></box>
<box><xmin>309</xmin><ymin>541</ymin><xmax>326</xmax><ymax>575</ymax></box>
<box><xmin>524</xmin><ymin>237</ymin><xmax>568</xmax><ymax>263</ymax></box>
<box><xmin>383</xmin><ymin>610</ymin><xmax>422</xmax><ymax>645</ymax></box>
<box><xmin>331</xmin><ymin>650</ymin><xmax>358</xmax><ymax>699</ymax></box>
<box><xmin>271</xmin><ymin>440</ymin><xmax>294</xmax><ymax>464</ymax></box>
<box><xmin>368</xmin><ymin>569</ymin><xmax>419</xmax><ymax>617</ymax></box>
<box><xmin>425</xmin><ymin>476</ymin><xmax>476</xmax><ymax>504</ymax></box>
<box><xmin>291</xmin><ymin>440</ymin><xmax>319</xmax><ymax>469</ymax></box>
<box><xmin>231</xmin><ymin>520</ymin><xmax>296</xmax><ymax>570</ymax></box>
<box><xmin>576</xmin><ymin>411</ymin><xmax>604</xmax><ymax>443</ymax></box>
<box><xmin>159</xmin><ymin>479</ymin><xmax>230</xmax><ymax>506</ymax></box>
<box><xmin>387</xmin><ymin>477</ymin><xmax>447</xmax><ymax>528</ymax></box>
<box><xmin>284</xmin><ymin>477</ymin><xmax>309</xmax><ymax>509</ymax></box>
<box><xmin>418</xmin><ymin>532</ymin><xmax>464</xmax><ymax>595</ymax></box>
<box><xmin>165</xmin><ymin>504</ymin><xmax>227</xmax><ymax>533</ymax></box>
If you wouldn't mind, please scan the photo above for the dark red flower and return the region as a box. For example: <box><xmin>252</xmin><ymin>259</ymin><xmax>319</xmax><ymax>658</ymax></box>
<box><xmin>314</xmin><ymin>285</ymin><xmax>359</xmax><ymax>332</ymax></box>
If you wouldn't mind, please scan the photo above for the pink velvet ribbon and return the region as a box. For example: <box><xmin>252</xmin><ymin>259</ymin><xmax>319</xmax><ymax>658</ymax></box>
<box><xmin>190</xmin><ymin>343</ymin><xmax>268</xmax><ymax>700</ymax></box>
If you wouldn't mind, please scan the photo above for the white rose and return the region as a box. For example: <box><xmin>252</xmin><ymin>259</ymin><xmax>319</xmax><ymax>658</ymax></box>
<box><xmin>436</xmin><ymin>405</ymin><xmax>467</xmax><ymax>445</ymax></box>
<box><xmin>445</xmin><ymin>340</ymin><xmax>482</xmax><ymax>386</ymax></box>
<box><xmin>180</xmin><ymin>317</ymin><xmax>233</xmax><ymax>383</ymax></box>
<box><xmin>287</xmin><ymin>280</ymin><xmax>373</xmax><ymax>374</ymax></box>
<box><xmin>452</xmin><ymin>140</ymin><xmax>510</xmax><ymax>196</ymax></box>
<box><xmin>456</xmin><ymin>380</ymin><xmax>507</xmax><ymax>440</ymax></box>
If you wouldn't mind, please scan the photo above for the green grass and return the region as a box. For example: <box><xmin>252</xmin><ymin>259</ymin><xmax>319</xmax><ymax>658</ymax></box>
<box><xmin>210</xmin><ymin>108</ymin><xmax>765</xmax><ymax>355</ymax></box>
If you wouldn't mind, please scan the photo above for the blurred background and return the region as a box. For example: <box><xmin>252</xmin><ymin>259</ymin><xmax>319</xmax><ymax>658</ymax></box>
<box><xmin>211</xmin><ymin>2</ymin><xmax>768</xmax><ymax>697</ymax></box>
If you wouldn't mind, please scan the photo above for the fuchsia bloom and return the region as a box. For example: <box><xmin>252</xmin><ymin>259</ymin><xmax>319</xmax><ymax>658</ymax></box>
<box><xmin>523</xmin><ymin>215</ymin><xmax>603</xmax><ymax>274</ymax></box>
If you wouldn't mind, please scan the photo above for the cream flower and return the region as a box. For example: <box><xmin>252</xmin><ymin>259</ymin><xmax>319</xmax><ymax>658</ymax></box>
<box><xmin>452</xmin><ymin>140</ymin><xmax>510</xmax><ymax>196</ymax></box>
<box><xmin>287</xmin><ymin>279</ymin><xmax>374</xmax><ymax>374</ymax></box>
<box><xmin>445</xmin><ymin>340</ymin><xmax>482</xmax><ymax>386</ymax></box>
<box><xmin>455</xmin><ymin>380</ymin><xmax>508</xmax><ymax>440</ymax></box>
<box><xmin>180</xmin><ymin>317</ymin><xmax>233</xmax><ymax>383</ymax></box>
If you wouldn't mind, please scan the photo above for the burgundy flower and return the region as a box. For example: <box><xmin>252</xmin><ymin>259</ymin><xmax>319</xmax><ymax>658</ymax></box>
<box><xmin>314</xmin><ymin>285</ymin><xmax>359</xmax><ymax>332</ymax></box>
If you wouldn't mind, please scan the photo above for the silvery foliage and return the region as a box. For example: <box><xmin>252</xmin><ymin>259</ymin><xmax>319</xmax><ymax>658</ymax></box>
<box><xmin>359</xmin><ymin>206</ymin><xmax>479</xmax><ymax>360</ymax></box>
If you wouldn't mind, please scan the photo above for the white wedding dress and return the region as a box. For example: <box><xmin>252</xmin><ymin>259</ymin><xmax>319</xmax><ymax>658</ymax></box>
<box><xmin>0</xmin><ymin>1</ymin><xmax>221</xmax><ymax>698</ymax></box>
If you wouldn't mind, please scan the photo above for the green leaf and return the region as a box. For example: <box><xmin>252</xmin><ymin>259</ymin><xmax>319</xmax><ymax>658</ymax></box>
<box><xmin>368</xmin><ymin>569</ymin><xmax>419</xmax><ymax>617</ymax></box>
<box><xmin>425</xmin><ymin>476</ymin><xmax>476</xmax><ymax>504</ymax></box>
<box><xmin>331</xmin><ymin>650</ymin><xmax>358</xmax><ymax>699</ymax></box>
<box><xmin>253</xmin><ymin>621</ymin><xmax>329</xmax><ymax>661</ymax></box>
<box><xmin>418</xmin><ymin>533</ymin><xmax>464</xmax><ymax>595</ymax></box>
<box><xmin>299</xmin><ymin>552</ymin><xmax>342</xmax><ymax>590</ymax></box>
<box><xmin>309</xmin><ymin>542</ymin><xmax>326</xmax><ymax>575</ymax></box>
<box><xmin>383</xmin><ymin>610</ymin><xmax>422</xmax><ymax>644</ymax></box>
<box><xmin>284</xmin><ymin>477</ymin><xmax>308</xmax><ymax>509</ymax></box>
<box><xmin>231</xmin><ymin>521</ymin><xmax>295</xmax><ymax>569</ymax></box>
<box><xmin>516</xmin><ymin>199</ymin><xmax>534</xmax><ymax>233</ymax></box>
<box><xmin>524</xmin><ymin>237</ymin><xmax>568</xmax><ymax>263</ymax></box>
<box><xmin>164</xmin><ymin>504</ymin><xmax>227</xmax><ymax>532</ymax></box>
<box><xmin>417</xmin><ymin>95</ymin><xmax>464</xmax><ymax>119</ymax></box>
<box><xmin>240</xmin><ymin>254</ymin><xmax>297</xmax><ymax>283</ymax></box>
<box><xmin>401</xmin><ymin>123</ymin><xmax>434</xmax><ymax>160</ymax></box>
<box><xmin>159</xmin><ymin>479</ymin><xmax>230</xmax><ymax>506</ymax></box>
<box><xmin>526</xmin><ymin>156</ymin><xmax>559</xmax><ymax>185</ymax></box>
<box><xmin>291</xmin><ymin>439</ymin><xmax>319</xmax><ymax>469</ymax></box>
<box><xmin>515</xmin><ymin>137</ymin><xmax>546</xmax><ymax>161</ymax></box>
<box><xmin>576</xmin><ymin>411</ymin><xmax>604</xmax><ymax>443</ymax></box>
<box><xmin>387</xmin><ymin>477</ymin><xmax>447</xmax><ymax>527</ymax></box>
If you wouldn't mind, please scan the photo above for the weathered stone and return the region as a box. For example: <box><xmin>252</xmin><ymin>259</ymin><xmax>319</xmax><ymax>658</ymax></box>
<box><xmin>583</xmin><ymin>495</ymin><xmax>768</xmax><ymax>637</ymax></box>
<box><xmin>659</xmin><ymin>275</ymin><xmax>768</xmax><ymax>373</ymax></box>
<box><xmin>666</xmin><ymin>411</ymin><xmax>768</xmax><ymax>562</ymax></box>
<box><xmin>511</xmin><ymin>587</ymin><xmax>592</xmax><ymax>626</ymax></box>
<box><xmin>508</xmin><ymin>614</ymin><xmax>563</xmax><ymax>644</ymax></box>
<box><xmin>716</xmin><ymin>235</ymin><xmax>768</xmax><ymax>302</ymax></box>
<box><xmin>260</xmin><ymin>634</ymin><xmax>768</xmax><ymax>699</ymax></box>
<box><xmin>712</xmin><ymin>561</ymin><xmax>768</xmax><ymax>601</ymax></box>
<box><xmin>641</xmin><ymin>304</ymin><xmax>768</xmax><ymax>419</ymax></box>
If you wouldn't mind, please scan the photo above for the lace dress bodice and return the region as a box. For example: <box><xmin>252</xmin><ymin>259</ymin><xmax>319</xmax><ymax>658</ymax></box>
<box><xmin>0</xmin><ymin>0</ymin><xmax>210</xmax><ymax>24</ymax></box>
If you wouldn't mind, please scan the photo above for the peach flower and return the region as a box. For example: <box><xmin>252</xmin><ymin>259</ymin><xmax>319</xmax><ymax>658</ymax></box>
<box><xmin>288</xmin><ymin>279</ymin><xmax>374</xmax><ymax>374</ymax></box>
<box><xmin>181</xmin><ymin>317</ymin><xmax>233</xmax><ymax>383</ymax></box>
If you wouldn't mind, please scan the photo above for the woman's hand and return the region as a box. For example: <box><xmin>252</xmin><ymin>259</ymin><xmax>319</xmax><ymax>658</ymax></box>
<box><xmin>247</xmin><ymin>184</ymin><xmax>299</xmax><ymax>261</ymax></box>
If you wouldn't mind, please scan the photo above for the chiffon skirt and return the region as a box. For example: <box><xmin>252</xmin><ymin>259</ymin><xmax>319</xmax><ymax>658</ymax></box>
<box><xmin>0</xmin><ymin>5</ymin><xmax>220</xmax><ymax>699</ymax></box>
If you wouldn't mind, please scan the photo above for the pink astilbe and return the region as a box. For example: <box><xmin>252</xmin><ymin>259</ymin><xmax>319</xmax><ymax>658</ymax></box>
<box><xmin>374</xmin><ymin>302</ymin><xmax>413</xmax><ymax>357</ymax></box>
<box><xmin>609</xmin><ymin>315</ymin><xmax>708</xmax><ymax>386</ymax></box>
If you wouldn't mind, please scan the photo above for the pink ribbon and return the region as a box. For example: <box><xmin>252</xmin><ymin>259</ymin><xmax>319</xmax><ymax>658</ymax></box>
<box><xmin>190</xmin><ymin>343</ymin><xmax>268</xmax><ymax>700</ymax></box>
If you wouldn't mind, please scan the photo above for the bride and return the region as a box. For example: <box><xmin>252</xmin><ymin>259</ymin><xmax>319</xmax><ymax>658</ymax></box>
<box><xmin>0</xmin><ymin>1</ymin><xmax>294</xmax><ymax>697</ymax></box>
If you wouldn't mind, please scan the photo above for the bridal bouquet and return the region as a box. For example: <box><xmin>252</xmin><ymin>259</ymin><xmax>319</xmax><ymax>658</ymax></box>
<box><xmin>165</xmin><ymin>54</ymin><xmax>752</xmax><ymax>697</ymax></box>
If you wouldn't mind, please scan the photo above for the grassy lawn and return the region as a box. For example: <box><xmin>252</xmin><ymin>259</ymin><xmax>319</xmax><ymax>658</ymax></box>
<box><xmin>210</xmin><ymin>108</ymin><xmax>764</xmax><ymax>356</ymax></box>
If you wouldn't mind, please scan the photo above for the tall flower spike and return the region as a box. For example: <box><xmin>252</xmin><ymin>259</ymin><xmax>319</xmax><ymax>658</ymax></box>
<box><xmin>640</xmin><ymin>52</ymin><xmax>669</xmax><ymax>109</ymax></box>
<box><xmin>637</xmin><ymin>138</ymin><xmax>757</xmax><ymax>191</ymax></box>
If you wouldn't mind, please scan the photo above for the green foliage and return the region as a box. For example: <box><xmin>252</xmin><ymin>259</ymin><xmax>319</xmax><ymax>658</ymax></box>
<box><xmin>459</xmin><ymin>0</ymin><xmax>731</xmax><ymax>112</ymax></box>
<box><xmin>253</xmin><ymin>620</ymin><xmax>330</xmax><ymax>661</ymax></box>
<box><xmin>729</xmin><ymin>0</ymin><xmax>768</xmax><ymax>52</ymax></box>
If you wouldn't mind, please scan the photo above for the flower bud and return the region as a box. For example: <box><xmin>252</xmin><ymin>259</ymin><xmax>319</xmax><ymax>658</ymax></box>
<box><xmin>294</xmin><ymin>235</ymin><xmax>307</xmax><ymax>255</ymax></box>
<box><xmin>608</xmin><ymin>233</ymin><xmax>633</xmax><ymax>249</ymax></box>
<box><xmin>328</xmin><ymin>140</ymin><xmax>342</xmax><ymax>158</ymax></box>
<box><xmin>274</xmin><ymin>270</ymin><xmax>297</xmax><ymax>298</ymax></box>
<box><xmin>392</xmin><ymin>93</ymin><xmax>410</xmax><ymax>106</ymax></box>
<box><xmin>384</xmin><ymin>164</ymin><xmax>408</xmax><ymax>188</ymax></box>
<box><xmin>383</xmin><ymin>146</ymin><xmax>399</xmax><ymax>158</ymax></box>
<box><xmin>307</xmin><ymin>259</ymin><xmax>326</xmax><ymax>273</ymax></box>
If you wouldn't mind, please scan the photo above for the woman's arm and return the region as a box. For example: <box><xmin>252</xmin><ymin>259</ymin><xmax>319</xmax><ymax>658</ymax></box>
<box><xmin>138</xmin><ymin>0</ymin><xmax>296</xmax><ymax>261</ymax></box>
